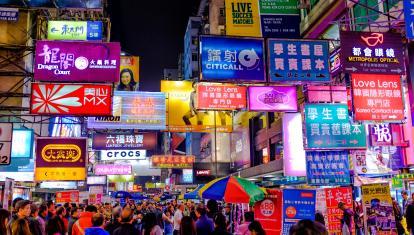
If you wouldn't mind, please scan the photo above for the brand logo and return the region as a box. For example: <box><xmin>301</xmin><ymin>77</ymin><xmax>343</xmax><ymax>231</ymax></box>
<box><xmin>196</xmin><ymin>169</ymin><xmax>211</xmax><ymax>176</ymax></box>
<box><xmin>372</xmin><ymin>124</ymin><xmax>392</xmax><ymax>143</ymax></box>
<box><xmin>41</xmin><ymin>144</ymin><xmax>82</xmax><ymax>162</ymax></box>
<box><xmin>361</xmin><ymin>33</ymin><xmax>384</xmax><ymax>47</ymax></box>
<box><xmin>239</xmin><ymin>49</ymin><xmax>260</xmax><ymax>69</ymax></box>
<box><xmin>75</xmin><ymin>56</ymin><xmax>89</xmax><ymax>70</ymax></box>
<box><xmin>101</xmin><ymin>150</ymin><xmax>146</xmax><ymax>160</ymax></box>
<box><xmin>257</xmin><ymin>89</ymin><xmax>289</xmax><ymax>107</ymax></box>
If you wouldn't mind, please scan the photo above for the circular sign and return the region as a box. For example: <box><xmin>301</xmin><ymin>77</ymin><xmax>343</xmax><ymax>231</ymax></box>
<box><xmin>75</xmin><ymin>57</ymin><xmax>89</xmax><ymax>70</ymax></box>
<box><xmin>260</xmin><ymin>199</ymin><xmax>274</xmax><ymax>217</ymax></box>
<box><xmin>285</xmin><ymin>206</ymin><xmax>297</xmax><ymax>218</ymax></box>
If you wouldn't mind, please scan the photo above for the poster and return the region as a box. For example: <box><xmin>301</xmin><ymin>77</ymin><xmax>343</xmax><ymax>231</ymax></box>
<box><xmin>254</xmin><ymin>189</ymin><xmax>282</xmax><ymax>235</ymax></box>
<box><xmin>248</xmin><ymin>86</ymin><xmax>298</xmax><ymax>111</ymax></box>
<box><xmin>260</xmin><ymin>14</ymin><xmax>300</xmax><ymax>38</ymax></box>
<box><xmin>324</xmin><ymin>187</ymin><xmax>353</xmax><ymax>234</ymax></box>
<box><xmin>306</xmin><ymin>151</ymin><xmax>351</xmax><ymax>186</ymax></box>
<box><xmin>116</xmin><ymin>56</ymin><xmax>140</xmax><ymax>91</ymax></box>
<box><xmin>369</xmin><ymin>124</ymin><xmax>393</xmax><ymax>146</ymax></box>
<box><xmin>161</xmin><ymin>80</ymin><xmax>233</xmax><ymax>132</ymax></box>
<box><xmin>351</xmin><ymin>74</ymin><xmax>404</xmax><ymax>121</ymax></box>
<box><xmin>55</xmin><ymin>190</ymin><xmax>79</xmax><ymax>203</ymax></box>
<box><xmin>351</xmin><ymin>146</ymin><xmax>404</xmax><ymax>175</ymax></box>
<box><xmin>361</xmin><ymin>184</ymin><xmax>396</xmax><ymax>235</ymax></box>
<box><xmin>195</xmin><ymin>84</ymin><xmax>247</xmax><ymax>110</ymax></box>
<box><xmin>225</xmin><ymin>0</ymin><xmax>261</xmax><ymax>37</ymax></box>
<box><xmin>282</xmin><ymin>189</ymin><xmax>316</xmax><ymax>234</ymax></box>
<box><xmin>47</xmin><ymin>21</ymin><xmax>102</xmax><ymax>41</ymax></box>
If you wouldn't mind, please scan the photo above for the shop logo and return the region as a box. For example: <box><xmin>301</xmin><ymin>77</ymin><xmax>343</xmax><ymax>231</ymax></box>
<box><xmin>372</xmin><ymin>124</ymin><xmax>392</xmax><ymax>143</ymax></box>
<box><xmin>41</xmin><ymin>144</ymin><xmax>82</xmax><ymax>162</ymax></box>
<box><xmin>257</xmin><ymin>89</ymin><xmax>289</xmax><ymax>107</ymax></box>
<box><xmin>75</xmin><ymin>56</ymin><xmax>89</xmax><ymax>70</ymax></box>
<box><xmin>239</xmin><ymin>49</ymin><xmax>260</xmax><ymax>69</ymax></box>
<box><xmin>260</xmin><ymin>199</ymin><xmax>274</xmax><ymax>217</ymax></box>
<box><xmin>361</xmin><ymin>33</ymin><xmax>384</xmax><ymax>47</ymax></box>
<box><xmin>285</xmin><ymin>206</ymin><xmax>297</xmax><ymax>218</ymax></box>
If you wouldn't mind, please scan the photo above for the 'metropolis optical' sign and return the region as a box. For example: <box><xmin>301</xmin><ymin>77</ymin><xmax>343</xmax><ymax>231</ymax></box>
<box><xmin>92</xmin><ymin>133</ymin><xmax>157</xmax><ymax>150</ymax></box>
<box><xmin>100</xmin><ymin>150</ymin><xmax>146</xmax><ymax>161</ymax></box>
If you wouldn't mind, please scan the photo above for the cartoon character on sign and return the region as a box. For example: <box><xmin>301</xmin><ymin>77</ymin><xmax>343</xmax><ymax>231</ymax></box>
<box><xmin>260</xmin><ymin>199</ymin><xmax>274</xmax><ymax>217</ymax></box>
<box><xmin>285</xmin><ymin>206</ymin><xmax>297</xmax><ymax>218</ymax></box>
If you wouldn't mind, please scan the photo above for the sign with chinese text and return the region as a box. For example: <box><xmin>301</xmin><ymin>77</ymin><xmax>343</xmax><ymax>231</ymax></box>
<box><xmin>151</xmin><ymin>155</ymin><xmax>195</xmax><ymax>169</ymax></box>
<box><xmin>282</xmin><ymin>189</ymin><xmax>316</xmax><ymax>234</ymax></box>
<box><xmin>225</xmin><ymin>0</ymin><xmax>261</xmax><ymax>37</ymax></box>
<box><xmin>200</xmin><ymin>36</ymin><xmax>265</xmax><ymax>81</ymax></box>
<box><xmin>305</xmin><ymin>104</ymin><xmax>367</xmax><ymax>149</ymax></box>
<box><xmin>56</xmin><ymin>190</ymin><xmax>79</xmax><ymax>203</ymax></box>
<box><xmin>88</xmin><ymin>193</ymin><xmax>102</xmax><ymax>204</ymax></box>
<box><xmin>254</xmin><ymin>189</ymin><xmax>282</xmax><ymax>235</ymax></box>
<box><xmin>30</xmin><ymin>83</ymin><xmax>112</xmax><ymax>116</ymax></box>
<box><xmin>0</xmin><ymin>123</ymin><xmax>12</xmax><ymax>165</ymax></box>
<box><xmin>404</xmin><ymin>0</ymin><xmax>414</xmax><ymax>39</ymax></box>
<box><xmin>94</xmin><ymin>164</ymin><xmax>132</xmax><ymax>175</ymax></box>
<box><xmin>35</xmin><ymin>138</ymin><xmax>86</xmax><ymax>181</ymax></box>
<box><xmin>195</xmin><ymin>84</ymin><xmax>247</xmax><ymax>110</ymax></box>
<box><xmin>351</xmin><ymin>146</ymin><xmax>404</xmax><ymax>175</ymax></box>
<box><xmin>306</xmin><ymin>151</ymin><xmax>350</xmax><ymax>186</ymax></box>
<box><xmin>34</xmin><ymin>41</ymin><xmax>120</xmax><ymax>82</ymax></box>
<box><xmin>268</xmin><ymin>39</ymin><xmax>330</xmax><ymax>82</ymax></box>
<box><xmin>324</xmin><ymin>187</ymin><xmax>353</xmax><ymax>234</ymax></box>
<box><xmin>248</xmin><ymin>86</ymin><xmax>297</xmax><ymax>111</ymax></box>
<box><xmin>361</xmin><ymin>184</ymin><xmax>395</xmax><ymax>234</ymax></box>
<box><xmin>87</xmin><ymin>176</ymin><xmax>106</xmax><ymax>185</ymax></box>
<box><xmin>351</xmin><ymin>74</ymin><xmax>404</xmax><ymax>121</ymax></box>
<box><xmin>369</xmin><ymin>124</ymin><xmax>393</xmax><ymax>146</ymax></box>
<box><xmin>161</xmin><ymin>80</ymin><xmax>232</xmax><ymax>132</ymax></box>
<box><xmin>100</xmin><ymin>150</ymin><xmax>146</xmax><ymax>161</ymax></box>
<box><xmin>47</xmin><ymin>21</ymin><xmax>102</xmax><ymax>41</ymax></box>
<box><xmin>0</xmin><ymin>7</ymin><xmax>18</xmax><ymax>21</ymax></box>
<box><xmin>117</xmin><ymin>56</ymin><xmax>140</xmax><ymax>91</ymax></box>
<box><xmin>92</xmin><ymin>133</ymin><xmax>157</xmax><ymax>150</ymax></box>
<box><xmin>306</xmin><ymin>85</ymin><xmax>347</xmax><ymax>103</ymax></box>
<box><xmin>340</xmin><ymin>31</ymin><xmax>404</xmax><ymax>74</ymax></box>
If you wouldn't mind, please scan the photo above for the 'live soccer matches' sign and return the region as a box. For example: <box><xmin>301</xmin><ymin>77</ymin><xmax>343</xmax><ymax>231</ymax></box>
<box><xmin>305</xmin><ymin>104</ymin><xmax>366</xmax><ymax>149</ymax></box>
<box><xmin>306</xmin><ymin>151</ymin><xmax>350</xmax><ymax>186</ymax></box>
<box><xmin>268</xmin><ymin>39</ymin><xmax>330</xmax><ymax>82</ymax></box>
<box><xmin>340</xmin><ymin>31</ymin><xmax>404</xmax><ymax>74</ymax></box>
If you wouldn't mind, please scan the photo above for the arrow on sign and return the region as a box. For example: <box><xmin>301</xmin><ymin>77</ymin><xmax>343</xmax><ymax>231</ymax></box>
<box><xmin>349</xmin><ymin>140</ymin><xmax>358</xmax><ymax>144</ymax></box>
<box><xmin>390</xmin><ymin>68</ymin><xmax>402</xmax><ymax>73</ymax></box>
<box><xmin>345</xmin><ymin>67</ymin><xmax>357</xmax><ymax>72</ymax></box>
<box><xmin>51</xmin><ymin>27</ymin><xmax>59</xmax><ymax>33</ymax></box>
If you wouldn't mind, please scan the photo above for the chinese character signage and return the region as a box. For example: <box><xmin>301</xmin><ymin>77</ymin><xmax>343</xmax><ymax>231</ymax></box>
<box><xmin>94</xmin><ymin>164</ymin><xmax>132</xmax><ymax>175</ymax></box>
<box><xmin>248</xmin><ymin>86</ymin><xmax>298</xmax><ymax>111</ymax></box>
<box><xmin>161</xmin><ymin>80</ymin><xmax>233</xmax><ymax>132</ymax></box>
<box><xmin>100</xmin><ymin>150</ymin><xmax>146</xmax><ymax>161</ymax></box>
<box><xmin>225</xmin><ymin>0</ymin><xmax>261</xmax><ymax>37</ymax></box>
<box><xmin>55</xmin><ymin>190</ymin><xmax>79</xmax><ymax>203</ymax></box>
<box><xmin>268</xmin><ymin>39</ymin><xmax>330</xmax><ymax>82</ymax></box>
<box><xmin>34</xmin><ymin>41</ymin><xmax>120</xmax><ymax>82</ymax></box>
<box><xmin>282</xmin><ymin>189</ymin><xmax>316</xmax><ymax>234</ymax></box>
<box><xmin>30</xmin><ymin>83</ymin><xmax>112</xmax><ymax>116</ymax></box>
<box><xmin>351</xmin><ymin>74</ymin><xmax>404</xmax><ymax>121</ymax></box>
<box><xmin>351</xmin><ymin>146</ymin><xmax>404</xmax><ymax>175</ymax></box>
<box><xmin>361</xmin><ymin>184</ymin><xmax>396</xmax><ymax>234</ymax></box>
<box><xmin>117</xmin><ymin>56</ymin><xmax>140</xmax><ymax>91</ymax></box>
<box><xmin>0</xmin><ymin>123</ymin><xmax>12</xmax><ymax>165</ymax></box>
<box><xmin>324</xmin><ymin>187</ymin><xmax>353</xmax><ymax>234</ymax></box>
<box><xmin>254</xmin><ymin>189</ymin><xmax>282</xmax><ymax>235</ymax></box>
<box><xmin>404</xmin><ymin>0</ymin><xmax>414</xmax><ymax>39</ymax></box>
<box><xmin>307</xmin><ymin>85</ymin><xmax>347</xmax><ymax>103</ymax></box>
<box><xmin>306</xmin><ymin>151</ymin><xmax>350</xmax><ymax>185</ymax></box>
<box><xmin>196</xmin><ymin>84</ymin><xmax>247</xmax><ymax>110</ymax></box>
<box><xmin>340</xmin><ymin>31</ymin><xmax>404</xmax><ymax>74</ymax></box>
<box><xmin>200</xmin><ymin>36</ymin><xmax>265</xmax><ymax>81</ymax></box>
<box><xmin>35</xmin><ymin>138</ymin><xmax>87</xmax><ymax>181</ymax></box>
<box><xmin>0</xmin><ymin>7</ymin><xmax>18</xmax><ymax>21</ymax></box>
<box><xmin>305</xmin><ymin>104</ymin><xmax>367</xmax><ymax>149</ymax></box>
<box><xmin>47</xmin><ymin>21</ymin><xmax>102</xmax><ymax>41</ymax></box>
<box><xmin>92</xmin><ymin>133</ymin><xmax>156</xmax><ymax>150</ymax></box>
<box><xmin>151</xmin><ymin>155</ymin><xmax>195</xmax><ymax>169</ymax></box>
<box><xmin>369</xmin><ymin>124</ymin><xmax>393</xmax><ymax>146</ymax></box>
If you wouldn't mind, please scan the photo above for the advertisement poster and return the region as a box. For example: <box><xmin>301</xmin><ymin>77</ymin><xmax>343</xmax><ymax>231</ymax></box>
<box><xmin>116</xmin><ymin>56</ymin><xmax>140</xmax><ymax>91</ymax></box>
<box><xmin>306</xmin><ymin>151</ymin><xmax>351</xmax><ymax>186</ymax></box>
<box><xmin>94</xmin><ymin>164</ymin><xmax>132</xmax><ymax>175</ymax></box>
<box><xmin>369</xmin><ymin>124</ymin><xmax>393</xmax><ymax>146</ymax></box>
<box><xmin>361</xmin><ymin>183</ymin><xmax>396</xmax><ymax>235</ymax></box>
<box><xmin>161</xmin><ymin>80</ymin><xmax>233</xmax><ymax>132</ymax></box>
<box><xmin>30</xmin><ymin>83</ymin><xmax>112</xmax><ymax>116</ymax></box>
<box><xmin>88</xmin><ymin>193</ymin><xmax>102</xmax><ymax>204</ymax></box>
<box><xmin>55</xmin><ymin>190</ymin><xmax>79</xmax><ymax>203</ymax></box>
<box><xmin>340</xmin><ymin>31</ymin><xmax>404</xmax><ymax>75</ymax></box>
<box><xmin>151</xmin><ymin>155</ymin><xmax>195</xmax><ymax>169</ymax></box>
<box><xmin>268</xmin><ymin>39</ymin><xmax>330</xmax><ymax>82</ymax></box>
<box><xmin>260</xmin><ymin>14</ymin><xmax>300</xmax><ymax>39</ymax></box>
<box><xmin>248</xmin><ymin>86</ymin><xmax>298</xmax><ymax>111</ymax></box>
<box><xmin>35</xmin><ymin>138</ymin><xmax>87</xmax><ymax>181</ymax></box>
<box><xmin>305</xmin><ymin>104</ymin><xmax>367</xmax><ymax>149</ymax></box>
<box><xmin>47</xmin><ymin>21</ymin><xmax>102</xmax><ymax>41</ymax></box>
<box><xmin>315</xmin><ymin>189</ymin><xmax>327</xmax><ymax>221</ymax></box>
<box><xmin>225</xmin><ymin>0</ymin><xmax>261</xmax><ymax>37</ymax></box>
<box><xmin>351</xmin><ymin>74</ymin><xmax>404</xmax><ymax>121</ymax></box>
<box><xmin>351</xmin><ymin>146</ymin><xmax>403</xmax><ymax>175</ymax></box>
<box><xmin>282</xmin><ymin>189</ymin><xmax>316</xmax><ymax>234</ymax></box>
<box><xmin>92</xmin><ymin>133</ymin><xmax>156</xmax><ymax>150</ymax></box>
<box><xmin>254</xmin><ymin>189</ymin><xmax>282</xmax><ymax>235</ymax></box>
<box><xmin>200</xmin><ymin>36</ymin><xmax>265</xmax><ymax>81</ymax></box>
<box><xmin>324</xmin><ymin>187</ymin><xmax>353</xmax><ymax>234</ymax></box>
<box><xmin>195</xmin><ymin>84</ymin><xmax>247</xmax><ymax>110</ymax></box>
<box><xmin>34</xmin><ymin>41</ymin><xmax>120</xmax><ymax>82</ymax></box>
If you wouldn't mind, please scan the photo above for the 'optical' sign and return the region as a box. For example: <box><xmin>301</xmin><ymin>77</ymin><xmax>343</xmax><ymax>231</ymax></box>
<box><xmin>100</xmin><ymin>150</ymin><xmax>146</xmax><ymax>161</ymax></box>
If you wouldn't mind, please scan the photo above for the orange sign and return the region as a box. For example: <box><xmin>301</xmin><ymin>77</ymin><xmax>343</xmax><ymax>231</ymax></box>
<box><xmin>151</xmin><ymin>155</ymin><xmax>195</xmax><ymax>169</ymax></box>
<box><xmin>196</xmin><ymin>84</ymin><xmax>247</xmax><ymax>110</ymax></box>
<box><xmin>56</xmin><ymin>190</ymin><xmax>79</xmax><ymax>203</ymax></box>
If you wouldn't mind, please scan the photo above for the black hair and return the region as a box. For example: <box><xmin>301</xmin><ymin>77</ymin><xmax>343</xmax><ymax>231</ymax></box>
<box><xmin>248</xmin><ymin>220</ymin><xmax>266</xmax><ymax>235</ymax></box>
<box><xmin>289</xmin><ymin>219</ymin><xmax>320</xmax><ymax>235</ymax></box>
<box><xmin>92</xmin><ymin>213</ymin><xmax>105</xmax><ymax>227</ymax></box>
<box><xmin>117</xmin><ymin>68</ymin><xmax>136</xmax><ymax>91</ymax></box>
<box><xmin>196</xmin><ymin>206</ymin><xmax>207</xmax><ymax>216</ymax></box>
<box><xmin>244</xmin><ymin>211</ymin><xmax>254</xmax><ymax>222</ymax></box>
<box><xmin>70</xmin><ymin>207</ymin><xmax>78</xmax><ymax>216</ymax></box>
<box><xmin>0</xmin><ymin>209</ymin><xmax>10</xmax><ymax>235</ymax></box>
<box><xmin>85</xmin><ymin>205</ymin><xmax>98</xmax><ymax>213</ymax></box>
<box><xmin>12</xmin><ymin>197</ymin><xmax>23</xmax><ymax>211</ymax></box>
<box><xmin>213</xmin><ymin>213</ymin><xmax>227</xmax><ymax>230</ymax></box>
<box><xmin>143</xmin><ymin>213</ymin><xmax>157</xmax><ymax>235</ymax></box>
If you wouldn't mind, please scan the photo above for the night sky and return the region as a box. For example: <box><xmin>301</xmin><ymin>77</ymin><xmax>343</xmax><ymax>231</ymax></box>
<box><xmin>108</xmin><ymin>0</ymin><xmax>200</xmax><ymax>91</ymax></box>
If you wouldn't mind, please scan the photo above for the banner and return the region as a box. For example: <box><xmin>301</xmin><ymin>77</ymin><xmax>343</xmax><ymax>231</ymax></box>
<box><xmin>361</xmin><ymin>183</ymin><xmax>396</xmax><ymax>235</ymax></box>
<box><xmin>195</xmin><ymin>84</ymin><xmax>247</xmax><ymax>110</ymax></box>
<box><xmin>351</xmin><ymin>74</ymin><xmax>404</xmax><ymax>121</ymax></box>
<box><xmin>225</xmin><ymin>0</ymin><xmax>261</xmax><ymax>37</ymax></box>
<box><xmin>151</xmin><ymin>155</ymin><xmax>195</xmax><ymax>169</ymax></box>
<box><xmin>94</xmin><ymin>164</ymin><xmax>132</xmax><ymax>175</ymax></box>
<box><xmin>260</xmin><ymin>14</ymin><xmax>300</xmax><ymax>38</ymax></box>
<box><xmin>200</xmin><ymin>36</ymin><xmax>265</xmax><ymax>81</ymax></box>
<box><xmin>116</xmin><ymin>56</ymin><xmax>140</xmax><ymax>91</ymax></box>
<box><xmin>0</xmin><ymin>7</ymin><xmax>18</xmax><ymax>21</ymax></box>
<box><xmin>305</xmin><ymin>104</ymin><xmax>367</xmax><ymax>149</ymax></box>
<box><xmin>55</xmin><ymin>190</ymin><xmax>79</xmax><ymax>203</ymax></box>
<box><xmin>161</xmin><ymin>80</ymin><xmax>232</xmax><ymax>132</ymax></box>
<box><xmin>0</xmin><ymin>123</ymin><xmax>12</xmax><ymax>165</ymax></box>
<box><xmin>248</xmin><ymin>86</ymin><xmax>297</xmax><ymax>111</ymax></box>
<box><xmin>324</xmin><ymin>187</ymin><xmax>353</xmax><ymax>234</ymax></box>
<box><xmin>268</xmin><ymin>39</ymin><xmax>330</xmax><ymax>82</ymax></box>
<box><xmin>340</xmin><ymin>31</ymin><xmax>404</xmax><ymax>75</ymax></box>
<box><xmin>307</xmin><ymin>85</ymin><xmax>347</xmax><ymax>103</ymax></box>
<box><xmin>351</xmin><ymin>146</ymin><xmax>404</xmax><ymax>175</ymax></box>
<box><xmin>40</xmin><ymin>181</ymin><xmax>77</xmax><ymax>189</ymax></box>
<box><xmin>306</xmin><ymin>151</ymin><xmax>350</xmax><ymax>185</ymax></box>
<box><xmin>35</xmin><ymin>138</ymin><xmax>87</xmax><ymax>181</ymax></box>
<box><xmin>282</xmin><ymin>189</ymin><xmax>316</xmax><ymax>234</ymax></box>
<box><xmin>92</xmin><ymin>133</ymin><xmax>157</xmax><ymax>150</ymax></box>
<box><xmin>254</xmin><ymin>189</ymin><xmax>282</xmax><ymax>235</ymax></box>
<box><xmin>283</xmin><ymin>113</ymin><xmax>306</xmax><ymax>176</ymax></box>
<box><xmin>30</xmin><ymin>83</ymin><xmax>112</xmax><ymax>116</ymax></box>
<box><xmin>88</xmin><ymin>193</ymin><xmax>102</xmax><ymax>204</ymax></box>
<box><xmin>100</xmin><ymin>150</ymin><xmax>146</xmax><ymax>161</ymax></box>
<box><xmin>34</xmin><ymin>41</ymin><xmax>120</xmax><ymax>82</ymax></box>
<box><xmin>47</xmin><ymin>21</ymin><xmax>102</xmax><ymax>41</ymax></box>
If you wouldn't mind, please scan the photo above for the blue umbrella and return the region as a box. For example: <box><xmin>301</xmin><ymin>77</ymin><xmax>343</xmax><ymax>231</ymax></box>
<box><xmin>113</xmin><ymin>191</ymin><xmax>131</xmax><ymax>199</ymax></box>
<box><xmin>184</xmin><ymin>184</ymin><xmax>205</xmax><ymax>200</ymax></box>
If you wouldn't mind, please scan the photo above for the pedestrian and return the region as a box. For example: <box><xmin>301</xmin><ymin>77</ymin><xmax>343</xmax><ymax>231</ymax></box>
<box><xmin>56</xmin><ymin>207</ymin><xmax>68</xmax><ymax>233</ymax></box>
<box><xmin>402</xmin><ymin>191</ymin><xmax>410</xmax><ymax>214</ymax></box>
<box><xmin>37</xmin><ymin>203</ymin><xmax>47</xmax><ymax>235</ymax></box>
<box><xmin>195</xmin><ymin>205</ymin><xmax>214</xmax><ymax>235</ymax></box>
<box><xmin>11</xmin><ymin>218</ymin><xmax>31</xmax><ymax>235</ymax></box>
<box><xmin>338</xmin><ymin>202</ymin><xmax>353</xmax><ymax>235</ymax></box>
<box><xmin>393</xmin><ymin>198</ymin><xmax>406</xmax><ymax>235</ymax></box>
<box><xmin>142</xmin><ymin>212</ymin><xmax>163</xmax><ymax>235</ymax></box>
<box><xmin>248</xmin><ymin>221</ymin><xmax>266</xmax><ymax>235</ymax></box>
<box><xmin>162</xmin><ymin>206</ymin><xmax>174</xmax><ymax>235</ymax></box>
<box><xmin>46</xmin><ymin>215</ymin><xmax>65</xmax><ymax>235</ymax></box>
<box><xmin>8</xmin><ymin>200</ymin><xmax>31</xmax><ymax>235</ymax></box>
<box><xmin>46</xmin><ymin>201</ymin><xmax>55</xmax><ymax>221</ymax></box>
<box><xmin>0</xmin><ymin>208</ymin><xmax>11</xmax><ymax>235</ymax></box>
<box><xmin>112</xmin><ymin>207</ymin><xmax>140</xmax><ymax>235</ymax></box>
<box><xmin>28</xmin><ymin>203</ymin><xmax>42</xmax><ymax>235</ymax></box>
<box><xmin>206</xmin><ymin>200</ymin><xmax>218</xmax><ymax>219</ymax></box>
<box><xmin>84</xmin><ymin>213</ymin><xmax>109</xmax><ymax>235</ymax></box>
<box><xmin>314</xmin><ymin>212</ymin><xmax>328</xmax><ymax>235</ymax></box>
<box><xmin>68</xmin><ymin>207</ymin><xmax>80</xmax><ymax>235</ymax></box>
<box><xmin>173</xmin><ymin>204</ymin><xmax>184</xmax><ymax>235</ymax></box>
<box><xmin>235</xmin><ymin>211</ymin><xmax>253</xmax><ymax>235</ymax></box>
<box><xmin>180</xmin><ymin>216</ymin><xmax>196</xmax><ymax>235</ymax></box>
<box><xmin>405</xmin><ymin>199</ymin><xmax>414</xmax><ymax>234</ymax></box>
<box><xmin>211</xmin><ymin>213</ymin><xmax>231</xmax><ymax>235</ymax></box>
<box><xmin>72</xmin><ymin>205</ymin><xmax>98</xmax><ymax>235</ymax></box>
<box><xmin>289</xmin><ymin>220</ymin><xmax>321</xmax><ymax>235</ymax></box>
